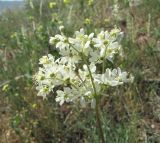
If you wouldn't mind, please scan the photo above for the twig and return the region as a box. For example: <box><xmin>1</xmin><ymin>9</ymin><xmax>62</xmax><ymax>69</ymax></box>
<box><xmin>0</xmin><ymin>74</ymin><xmax>32</xmax><ymax>88</ymax></box>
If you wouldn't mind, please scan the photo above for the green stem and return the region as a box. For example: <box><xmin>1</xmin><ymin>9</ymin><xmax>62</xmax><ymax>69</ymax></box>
<box><xmin>96</xmin><ymin>99</ymin><xmax>105</xmax><ymax>143</ymax></box>
<box><xmin>83</xmin><ymin>54</ymin><xmax>105</xmax><ymax>143</ymax></box>
<box><xmin>83</xmin><ymin>55</ymin><xmax>105</xmax><ymax>142</ymax></box>
<box><xmin>69</xmin><ymin>43</ymin><xmax>105</xmax><ymax>142</ymax></box>
<box><xmin>86</xmin><ymin>63</ymin><xmax>97</xmax><ymax>96</ymax></box>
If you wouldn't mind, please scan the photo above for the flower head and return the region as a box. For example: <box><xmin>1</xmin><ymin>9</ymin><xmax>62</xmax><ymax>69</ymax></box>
<box><xmin>34</xmin><ymin>27</ymin><xmax>133</xmax><ymax>108</ymax></box>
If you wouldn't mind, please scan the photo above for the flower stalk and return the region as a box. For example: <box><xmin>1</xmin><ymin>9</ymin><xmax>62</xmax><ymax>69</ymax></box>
<box><xmin>96</xmin><ymin>98</ymin><xmax>105</xmax><ymax>143</ymax></box>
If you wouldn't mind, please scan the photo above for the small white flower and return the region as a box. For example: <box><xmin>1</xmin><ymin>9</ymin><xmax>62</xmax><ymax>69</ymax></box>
<box><xmin>49</xmin><ymin>37</ymin><xmax>56</xmax><ymax>45</ymax></box>
<box><xmin>80</xmin><ymin>96</ymin><xmax>86</xmax><ymax>108</ymax></box>
<box><xmin>59</xmin><ymin>25</ymin><xmax>64</xmax><ymax>31</ymax></box>
<box><xmin>56</xmin><ymin>90</ymin><xmax>65</xmax><ymax>105</ymax></box>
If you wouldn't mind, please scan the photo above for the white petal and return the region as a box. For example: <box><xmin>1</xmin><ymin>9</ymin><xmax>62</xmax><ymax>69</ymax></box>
<box><xmin>91</xmin><ymin>98</ymin><xmax>96</xmax><ymax>109</ymax></box>
<box><xmin>80</xmin><ymin>97</ymin><xmax>86</xmax><ymax>108</ymax></box>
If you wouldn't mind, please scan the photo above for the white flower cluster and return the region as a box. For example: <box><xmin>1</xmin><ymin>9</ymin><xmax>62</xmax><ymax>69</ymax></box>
<box><xmin>34</xmin><ymin>27</ymin><xmax>133</xmax><ymax>108</ymax></box>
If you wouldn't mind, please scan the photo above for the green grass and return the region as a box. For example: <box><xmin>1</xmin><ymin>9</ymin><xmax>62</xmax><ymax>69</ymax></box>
<box><xmin>0</xmin><ymin>0</ymin><xmax>160</xmax><ymax>142</ymax></box>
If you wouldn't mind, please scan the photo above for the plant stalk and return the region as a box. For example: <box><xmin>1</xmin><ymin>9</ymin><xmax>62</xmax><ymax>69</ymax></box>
<box><xmin>96</xmin><ymin>99</ymin><xmax>105</xmax><ymax>143</ymax></box>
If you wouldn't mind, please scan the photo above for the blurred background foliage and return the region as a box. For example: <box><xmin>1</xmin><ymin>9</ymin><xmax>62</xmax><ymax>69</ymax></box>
<box><xmin>0</xmin><ymin>0</ymin><xmax>160</xmax><ymax>142</ymax></box>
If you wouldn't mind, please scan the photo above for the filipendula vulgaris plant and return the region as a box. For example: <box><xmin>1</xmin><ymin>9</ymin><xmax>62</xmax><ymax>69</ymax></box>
<box><xmin>34</xmin><ymin>26</ymin><xmax>134</xmax><ymax>143</ymax></box>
